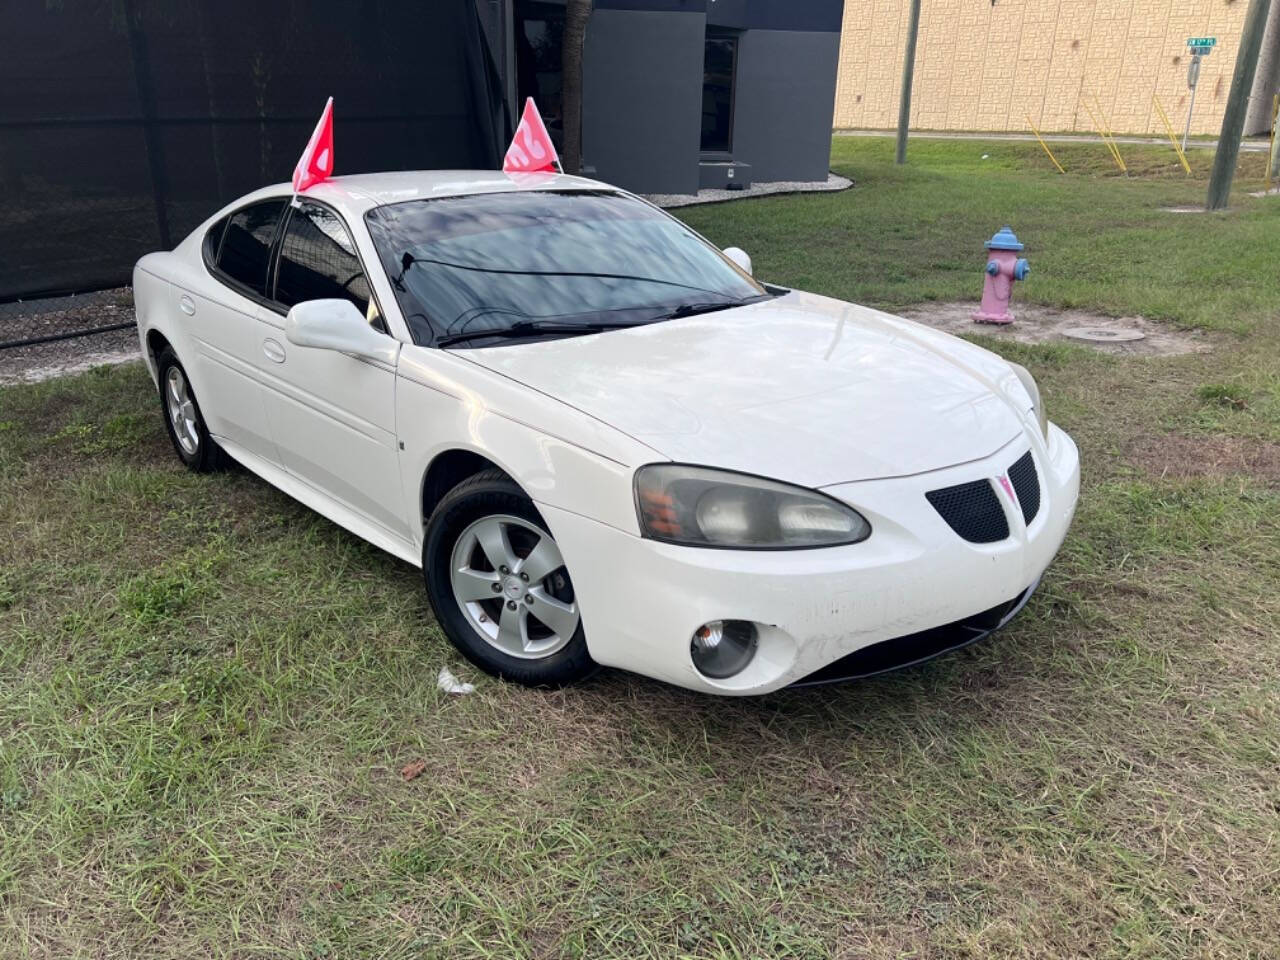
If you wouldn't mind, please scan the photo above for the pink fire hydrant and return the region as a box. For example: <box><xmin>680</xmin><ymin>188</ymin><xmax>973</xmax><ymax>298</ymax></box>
<box><xmin>972</xmin><ymin>226</ymin><xmax>1030</xmax><ymax>325</ymax></box>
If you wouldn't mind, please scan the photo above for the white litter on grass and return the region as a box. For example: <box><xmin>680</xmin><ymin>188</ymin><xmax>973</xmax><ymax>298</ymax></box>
<box><xmin>982</xmin><ymin>153</ymin><xmax>990</xmax><ymax>159</ymax></box>
<box><xmin>437</xmin><ymin>667</ymin><xmax>475</xmax><ymax>695</ymax></box>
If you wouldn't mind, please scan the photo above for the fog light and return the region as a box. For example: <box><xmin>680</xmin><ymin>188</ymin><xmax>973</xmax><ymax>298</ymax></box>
<box><xmin>690</xmin><ymin>620</ymin><xmax>758</xmax><ymax>679</ymax></box>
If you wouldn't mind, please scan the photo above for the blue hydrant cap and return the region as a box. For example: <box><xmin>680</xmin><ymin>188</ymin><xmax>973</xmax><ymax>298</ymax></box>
<box><xmin>985</xmin><ymin>226</ymin><xmax>1025</xmax><ymax>251</ymax></box>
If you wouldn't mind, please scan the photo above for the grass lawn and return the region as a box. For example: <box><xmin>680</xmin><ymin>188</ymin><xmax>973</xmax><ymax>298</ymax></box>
<box><xmin>2</xmin><ymin>138</ymin><xmax>1278</xmax><ymax>959</ymax></box>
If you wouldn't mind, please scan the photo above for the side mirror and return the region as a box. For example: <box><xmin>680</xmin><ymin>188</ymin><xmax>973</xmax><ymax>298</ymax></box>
<box><xmin>723</xmin><ymin>246</ymin><xmax>752</xmax><ymax>276</ymax></box>
<box><xmin>285</xmin><ymin>299</ymin><xmax>399</xmax><ymax>366</ymax></box>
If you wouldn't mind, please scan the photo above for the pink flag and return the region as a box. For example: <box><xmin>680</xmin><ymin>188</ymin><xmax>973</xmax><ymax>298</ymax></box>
<box><xmin>292</xmin><ymin>97</ymin><xmax>334</xmax><ymax>193</ymax></box>
<box><xmin>503</xmin><ymin>98</ymin><xmax>560</xmax><ymax>174</ymax></box>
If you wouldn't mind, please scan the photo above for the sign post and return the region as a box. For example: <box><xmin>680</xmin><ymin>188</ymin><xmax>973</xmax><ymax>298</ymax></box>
<box><xmin>1183</xmin><ymin>37</ymin><xmax>1216</xmax><ymax>151</ymax></box>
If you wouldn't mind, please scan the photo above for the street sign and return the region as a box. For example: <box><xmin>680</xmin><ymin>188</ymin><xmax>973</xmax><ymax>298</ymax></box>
<box><xmin>1182</xmin><ymin>42</ymin><xmax>1215</xmax><ymax>149</ymax></box>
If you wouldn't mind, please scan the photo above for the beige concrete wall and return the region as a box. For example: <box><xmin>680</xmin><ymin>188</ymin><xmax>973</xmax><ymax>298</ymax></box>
<box><xmin>834</xmin><ymin>0</ymin><xmax>1260</xmax><ymax>136</ymax></box>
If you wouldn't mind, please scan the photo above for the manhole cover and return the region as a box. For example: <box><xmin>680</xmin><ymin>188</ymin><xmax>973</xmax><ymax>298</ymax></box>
<box><xmin>1062</xmin><ymin>326</ymin><xmax>1146</xmax><ymax>343</ymax></box>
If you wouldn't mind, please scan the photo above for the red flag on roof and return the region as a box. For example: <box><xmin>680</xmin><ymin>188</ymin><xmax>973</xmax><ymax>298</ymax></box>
<box><xmin>503</xmin><ymin>98</ymin><xmax>560</xmax><ymax>175</ymax></box>
<box><xmin>292</xmin><ymin>97</ymin><xmax>334</xmax><ymax>193</ymax></box>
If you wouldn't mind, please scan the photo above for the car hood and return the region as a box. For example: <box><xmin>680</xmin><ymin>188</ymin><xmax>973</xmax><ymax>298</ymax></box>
<box><xmin>457</xmin><ymin>290</ymin><xmax>1027</xmax><ymax>488</ymax></box>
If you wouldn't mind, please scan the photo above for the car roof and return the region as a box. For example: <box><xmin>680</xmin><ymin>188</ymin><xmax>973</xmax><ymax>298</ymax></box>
<box><xmin>235</xmin><ymin>170</ymin><xmax>620</xmax><ymax>220</ymax></box>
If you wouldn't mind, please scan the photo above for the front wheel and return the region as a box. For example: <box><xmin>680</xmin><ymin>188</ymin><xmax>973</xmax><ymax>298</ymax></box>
<box><xmin>423</xmin><ymin>470</ymin><xmax>596</xmax><ymax>687</ymax></box>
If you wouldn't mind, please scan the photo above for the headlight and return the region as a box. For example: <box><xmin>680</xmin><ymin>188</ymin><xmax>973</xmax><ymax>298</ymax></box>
<box><xmin>634</xmin><ymin>464</ymin><xmax>871</xmax><ymax>549</ymax></box>
<box><xmin>1010</xmin><ymin>362</ymin><xmax>1048</xmax><ymax>440</ymax></box>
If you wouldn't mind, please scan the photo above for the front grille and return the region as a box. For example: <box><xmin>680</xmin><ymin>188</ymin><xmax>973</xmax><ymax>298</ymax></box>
<box><xmin>1007</xmin><ymin>451</ymin><xmax>1040</xmax><ymax>524</ymax></box>
<box><xmin>926</xmin><ymin>479</ymin><xmax>1009</xmax><ymax>543</ymax></box>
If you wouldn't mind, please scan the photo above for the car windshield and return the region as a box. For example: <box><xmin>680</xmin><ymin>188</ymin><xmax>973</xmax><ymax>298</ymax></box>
<box><xmin>364</xmin><ymin>190</ymin><xmax>767</xmax><ymax>347</ymax></box>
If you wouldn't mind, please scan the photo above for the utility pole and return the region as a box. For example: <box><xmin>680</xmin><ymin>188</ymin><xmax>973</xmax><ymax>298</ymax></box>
<box><xmin>895</xmin><ymin>0</ymin><xmax>923</xmax><ymax>165</ymax></box>
<box><xmin>1270</xmin><ymin>95</ymin><xmax>1280</xmax><ymax>184</ymax></box>
<box><xmin>1207</xmin><ymin>0</ymin><xmax>1273</xmax><ymax>209</ymax></box>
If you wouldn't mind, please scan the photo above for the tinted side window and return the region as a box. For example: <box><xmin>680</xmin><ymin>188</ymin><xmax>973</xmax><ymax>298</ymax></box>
<box><xmin>217</xmin><ymin>200</ymin><xmax>285</xmax><ymax>296</ymax></box>
<box><xmin>275</xmin><ymin>203</ymin><xmax>375</xmax><ymax>319</ymax></box>
<box><xmin>202</xmin><ymin>216</ymin><xmax>228</xmax><ymax>266</ymax></box>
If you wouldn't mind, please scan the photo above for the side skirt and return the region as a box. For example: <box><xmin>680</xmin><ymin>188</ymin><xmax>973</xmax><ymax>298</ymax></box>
<box><xmin>214</xmin><ymin>435</ymin><xmax>422</xmax><ymax>568</ymax></box>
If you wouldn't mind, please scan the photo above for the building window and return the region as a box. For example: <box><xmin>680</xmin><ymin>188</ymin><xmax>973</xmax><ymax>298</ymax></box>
<box><xmin>701</xmin><ymin>33</ymin><xmax>738</xmax><ymax>154</ymax></box>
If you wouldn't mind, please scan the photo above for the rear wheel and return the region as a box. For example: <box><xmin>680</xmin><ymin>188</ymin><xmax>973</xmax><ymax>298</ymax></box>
<box><xmin>155</xmin><ymin>347</ymin><xmax>226</xmax><ymax>472</ymax></box>
<box><xmin>423</xmin><ymin>470</ymin><xmax>595</xmax><ymax>687</ymax></box>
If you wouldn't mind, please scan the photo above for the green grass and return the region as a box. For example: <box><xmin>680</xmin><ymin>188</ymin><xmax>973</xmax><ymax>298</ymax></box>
<box><xmin>2</xmin><ymin>139</ymin><xmax>1279</xmax><ymax>958</ymax></box>
<box><xmin>683</xmin><ymin>137</ymin><xmax>1280</xmax><ymax>334</ymax></box>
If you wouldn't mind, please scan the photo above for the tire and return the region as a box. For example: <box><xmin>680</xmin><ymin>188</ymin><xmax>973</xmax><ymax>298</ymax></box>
<box><xmin>155</xmin><ymin>347</ymin><xmax>226</xmax><ymax>473</ymax></box>
<box><xmin>423</xmin><ymin>469</ymin><xmax>596</xmax><ymax>687</ymax></box>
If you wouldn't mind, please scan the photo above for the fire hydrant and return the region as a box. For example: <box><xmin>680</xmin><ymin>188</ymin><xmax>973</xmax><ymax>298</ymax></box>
<box><xmin>972</xmin><ymin>226</ymin><xmax>1030</xmax><ymax>325</ymax></box>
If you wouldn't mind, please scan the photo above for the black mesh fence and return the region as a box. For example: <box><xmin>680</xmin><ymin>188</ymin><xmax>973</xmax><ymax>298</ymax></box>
<box><xmin>0</xmin><ymin>289</ymin><xmax>140</xmax><ymax>386</ymax></box>
<box><xmin>0</xmin><ymin>0</ymin><xmax>507</xmax><ymax>307</ymax></box>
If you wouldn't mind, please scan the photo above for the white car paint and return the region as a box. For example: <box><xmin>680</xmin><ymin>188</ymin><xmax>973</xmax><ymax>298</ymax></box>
<box><xmin>134</xmin><ymin>170</ymin><xmax>1080</xmax><ymax>695</ymax></box>
<box><xmin>459</xmin><ymin>289</ymin><xmax>1031</xmax><ymax>488</ymax></box>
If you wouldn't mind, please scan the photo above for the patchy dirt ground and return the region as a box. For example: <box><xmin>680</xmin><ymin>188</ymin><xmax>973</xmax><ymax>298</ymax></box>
<box><xmin>898</xmin><ymin>301</ymin><xmax>1211</xmax><ymax>357</ymax></box>
<box><xmin>0</xmin><ymin>334</ymin><xmax>141</xmax><ymax>386</ymax></box>
<box><xmin>1130</xmin><ymin>433</ymin><xmax>1280</xmax><ymax>486</ymax></box>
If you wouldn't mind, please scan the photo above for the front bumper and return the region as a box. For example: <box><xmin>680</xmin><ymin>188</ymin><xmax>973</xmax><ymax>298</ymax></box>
<box><xmin>539</xmin><ymin>423</ymin><xmax>1080</xmax><ymax>695</ymax></box>
<box><xmin>788</xmin><ymin>576</ymin><xmax>1039</xmax><ymax>686</ymax></box>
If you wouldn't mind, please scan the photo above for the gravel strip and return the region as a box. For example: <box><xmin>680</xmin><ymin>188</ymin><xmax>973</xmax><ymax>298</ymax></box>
<box><xmin>644</xmin><ymin>172</ymin><xmax>852</xmax><ymax>208</ymax></box>
<box><xmin>0</xmin><ymin>287</ymin><xmax>142</xmax><ymax>385</ymax></box>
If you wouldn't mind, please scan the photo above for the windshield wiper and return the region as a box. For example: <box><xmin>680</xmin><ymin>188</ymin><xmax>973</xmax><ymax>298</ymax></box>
<box><xmin>436</xmin><ymin>318</ymin><xmax>647</xmax><ymax>348</ymax></box>
<box><xmin>651</xmin><ymin>296</ymin><xmax>764</xmax><ymax>321</ymax></box>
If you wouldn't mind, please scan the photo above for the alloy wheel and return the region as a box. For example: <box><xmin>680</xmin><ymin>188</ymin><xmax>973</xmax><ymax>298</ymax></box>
<box><xmin>165</xmin><ymin>366</ymin><xmax>200</xmax><ymax>456</ymax></box>
<box><xmin>448</xmin><ymin>514</ymin><xmax>580</xmax><ymax>659</ymax></box>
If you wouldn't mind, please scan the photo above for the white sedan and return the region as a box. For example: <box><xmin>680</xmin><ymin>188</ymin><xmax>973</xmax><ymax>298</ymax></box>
<box><xmin>133</xmin><ymin>171</ymin><xmax>1079</xmax><ymax>695</ymax></box>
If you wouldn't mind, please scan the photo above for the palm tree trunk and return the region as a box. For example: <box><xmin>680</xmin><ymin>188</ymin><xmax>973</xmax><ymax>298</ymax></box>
<box><xmin>561</xmin><ymin>0</ymin><xmax>591</xmax><ymax>175</ymax></box>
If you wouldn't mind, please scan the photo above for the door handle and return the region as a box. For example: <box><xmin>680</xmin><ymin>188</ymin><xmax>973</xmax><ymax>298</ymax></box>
<box><xmin>178</xmin><ymin>294</ymin><xmax>196</xmax><ymax>316</ymax></box>
<box><xmin>262</xmin><ymin>339</ymin><xmax>286</xmax><ymax>364</ymax></box>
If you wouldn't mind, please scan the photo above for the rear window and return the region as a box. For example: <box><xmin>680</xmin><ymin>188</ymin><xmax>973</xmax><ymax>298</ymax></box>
<box><xmin>216</xmin><ymin>199</ymin><xmax>285</xmax><ymax>297</ymax></box>
<box><xmin>202</xmin><ymin>216</ymin><xmax>228</xmax><ymax>266</ymax></box>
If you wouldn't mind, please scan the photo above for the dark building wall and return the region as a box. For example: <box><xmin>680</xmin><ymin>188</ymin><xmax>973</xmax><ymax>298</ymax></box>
<box><xmin>1</xmin><ymin>0</ymin><xmax>504</xmax><ymax>301</ymax></box>
<box><xmin>580</xmin><ymin>0</ymin><xmax>842</xmax><ymax>194</ymax></box>
<box><xmin>706</xmin><ymin>0</ymin><xmax>843</xmax><ymax>32</ymax></box>
<box><xmin>581</xmin><ymin>7</ymin><xmax>706</xmax><ymax>194</ymax></box>
<box><xmin>731</xmin><ymin>29</ymin><xmax>840</xmax><ymax>183</ymax></box>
